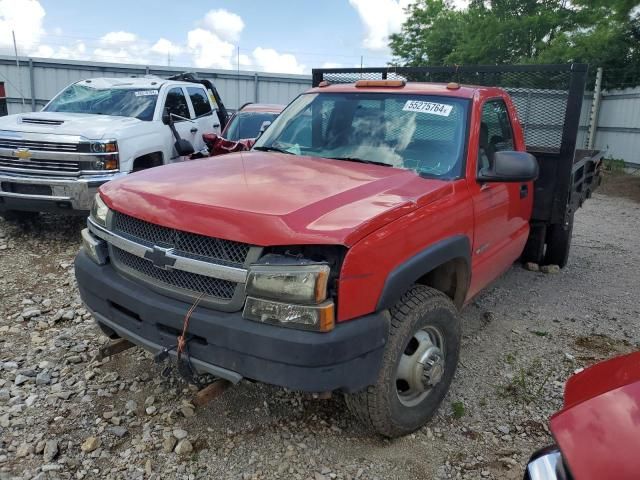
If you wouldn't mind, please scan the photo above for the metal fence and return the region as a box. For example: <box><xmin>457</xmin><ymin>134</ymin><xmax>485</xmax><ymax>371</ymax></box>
<box><xmin>1</xmin><ymin>56</ymin><xmax>639</xmax><ymax>165</ymax></box>
<box><xmin>0</xmin><ymin>55</ymin><xmax>312</xmax><ymax>115</ymax></box>
<box><xmin>580</xmin><ymin>87</ymin><xmax>640</xmax><ymax>166</ymax></box>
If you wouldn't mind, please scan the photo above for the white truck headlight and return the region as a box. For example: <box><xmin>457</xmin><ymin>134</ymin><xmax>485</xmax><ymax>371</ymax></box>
<box><xmin>246</xmin><ymin>264</ymin><xmax>330</xmax><ymax>304</ymax></box>
<box><xmin>90</xmin><ymin>193</ymin><xmax>110</xmax><ymax>227</ymax></box>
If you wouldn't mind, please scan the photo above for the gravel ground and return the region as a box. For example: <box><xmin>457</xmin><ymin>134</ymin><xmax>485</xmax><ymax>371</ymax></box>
<box><xmin>1</xmin><ymin>175</ymin><xmax>639</xmax><ymax>480</ymax></box>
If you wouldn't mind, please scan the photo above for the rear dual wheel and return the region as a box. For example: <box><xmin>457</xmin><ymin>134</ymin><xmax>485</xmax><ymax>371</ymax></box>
<box><xmin>345</xmin><ymin>285</ymin><xmax>461</xmax><ymax>438</ymax></box>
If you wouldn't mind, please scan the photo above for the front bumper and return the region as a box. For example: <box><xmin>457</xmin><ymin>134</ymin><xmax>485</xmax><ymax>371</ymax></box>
<box><xmin>0</xmin><ymin>172</ymin><xmax>123</xmax><ymax>212</ymax></box>
<box><xmin>75</xmin><ymin>250</ymin><xmax>389</xmax><ymax>392</ymax></box>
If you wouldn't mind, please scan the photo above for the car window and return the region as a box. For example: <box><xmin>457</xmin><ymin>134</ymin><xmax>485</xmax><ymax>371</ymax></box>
<box><xmin>255</xmin><ymin>93</ymin><xmax>469</xmax><ymax>179</ymax></box>
<box><xmin>164</xmin><ymin>87</ymin><xmax>190</xmax><ymax>120</ymax></box>
<box><xmin>187</xmin><ymin>87</ymin><xmax>212</xmax><ymax>118</ymax></box>
<box><xmin>224</xmin><ymin>112</ymin><xmax>279</xmax><ymax>140</ymax></box>
<box><xmin>479</xmin><ymin>99</ymin><xmax>515</xmax><ymax>172</ymax></box>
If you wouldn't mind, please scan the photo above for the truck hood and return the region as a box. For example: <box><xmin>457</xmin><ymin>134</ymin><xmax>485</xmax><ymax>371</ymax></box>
<box><xmin>100</xmin><ymin>151</ymin><xmax>454</xmax><ymax>246</ymax></box>
<box><xmin>550</xmin><ymin>352</ymin><xmax>640</xmax><ymax>479</ymax></box>
<box><xmin>0</xmin><ymin>111</ymin><xmax>145</xmax><ymax>140</ymax></box>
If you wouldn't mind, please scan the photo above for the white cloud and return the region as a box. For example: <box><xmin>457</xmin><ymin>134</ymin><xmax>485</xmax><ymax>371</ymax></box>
<box><xmin>201</xmin><ymin>9</ymin><xmax>244</xmax><ymax>42</ymax></box>
<box><xmin>100</xmin><ymin>31</ymin><xmax>137</xmax><ymax>47</ymax></box>
<box><xmin>349</xmin><ymin>0</ymin><xmax>415</xmax><ymax>50</ymax></box>
<box><xmin>187</xmin><ymin>27</ymin><xmax>236</xmax><ymax>69</ymax></box>
<box><xmin>1</xmin><ymin>2</ymin><xmax>306</xmax><ymax>74</ymax></box>
<box><xmin>251</xmin><ymin>47</ymin><xmax>306</xmax><ymax>74</ymax></box>
<box><xmin>0</xmin><ymin>0</ymin><xmax>46</xmax><ymax>51</ymax></box>
<box><xmin>321</xmin><ymin>62</ymin><xmax>343</xmax><ymax>68</ymax></box>
<box><xmin>151</xmin><ymin>38</ymin><xmax>183</xmax><ymax>57</ymax></box>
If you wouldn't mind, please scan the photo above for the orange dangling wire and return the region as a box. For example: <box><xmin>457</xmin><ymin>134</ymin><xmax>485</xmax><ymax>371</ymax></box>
<box><xmin>177</xmin><ymin>293</ymin><xmax>205</xmax><ymax>360</ymax></box>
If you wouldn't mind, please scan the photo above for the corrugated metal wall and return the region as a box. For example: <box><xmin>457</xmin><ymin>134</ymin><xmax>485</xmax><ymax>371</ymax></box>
<box><xmin>590</xmin><ymin>88</ymin><xmax>640</xmax><ymax>165</ymax></box>
<box><xmin>0</xmin><ymin>55</ymin><xmax>312</xmax><ymax>115</ymax></box>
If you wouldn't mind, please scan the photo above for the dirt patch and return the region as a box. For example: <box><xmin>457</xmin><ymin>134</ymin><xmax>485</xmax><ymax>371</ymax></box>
<box><xmin>599</xmin><ymin>172</ymin><xmax>640</xmax><ymax>203</ymax></box>
<box><xmin>574</xmin><ymin>333</ymin><xmax>633</xmax><ymax>358</ymax></box>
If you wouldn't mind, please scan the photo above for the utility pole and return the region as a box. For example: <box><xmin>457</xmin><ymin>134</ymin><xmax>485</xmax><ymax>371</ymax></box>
<box><xmin>12</xmin><ymin>30</ymin><xmax>25</xmax><ymax>107</ymax></box>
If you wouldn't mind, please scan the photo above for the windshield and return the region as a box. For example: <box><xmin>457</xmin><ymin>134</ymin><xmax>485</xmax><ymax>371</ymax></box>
<box><xmin>254</xmin><ymin>92</ymin><xmax>469</xmax><ymax>178</ymax></box>
<box><xmin>224</xmin><ymin>112</ymin><xmax>279</xmax><ymax>140</ymax></box>
<box><xmin>43</xmin><ymin>84</ymin><xmax>159</xmax><ymax>121</ymax></box>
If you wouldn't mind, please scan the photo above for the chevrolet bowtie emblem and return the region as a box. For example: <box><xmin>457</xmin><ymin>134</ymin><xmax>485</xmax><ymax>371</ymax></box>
<box><xmin>14</xmin><ymin>148</ymin><xmax>32</xmax><ymax>160</ymax></box>
<box><xmin>144</xmin><ymin>246</ymin><xmax>176</xmax><ymax>270</ymax></box>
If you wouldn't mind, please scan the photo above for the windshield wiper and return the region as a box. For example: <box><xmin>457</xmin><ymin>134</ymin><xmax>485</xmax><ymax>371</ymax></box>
<box><xmin>253</xmin><ymin>146</ymin><xmax>295</xmax><ymax>155</ymax></box>
<box><xmin>326</xmin><ymin>156</ymin><xmax>392</xmax><ymax>167</ymax></box>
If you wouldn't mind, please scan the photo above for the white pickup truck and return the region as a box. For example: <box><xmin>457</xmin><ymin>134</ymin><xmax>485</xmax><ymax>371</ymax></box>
<box><xmin>0</xmin><ymin>74</ymin><xmax>228</xmax><ymax>217</ymax></box>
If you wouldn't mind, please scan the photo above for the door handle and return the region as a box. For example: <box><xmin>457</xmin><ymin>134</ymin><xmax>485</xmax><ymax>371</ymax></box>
<box><xmin>190</xmin><ymin>127</ymin><xmax>198</xmax><ymax>134</ymax></box>
<box><xmin>520</xmin><ymin>184</ymin><xmax>528</xmax><ymax>199</ymax></box>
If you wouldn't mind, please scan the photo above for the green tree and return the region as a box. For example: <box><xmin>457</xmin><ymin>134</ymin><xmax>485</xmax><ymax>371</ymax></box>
<box><xmin>389</xmin><ymin>0</ymin><xmax>640</xmax><ymax>88</ymax></box>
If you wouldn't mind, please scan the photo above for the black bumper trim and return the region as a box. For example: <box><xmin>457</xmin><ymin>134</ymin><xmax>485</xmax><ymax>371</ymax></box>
<box><xmin>75</xmin><ymin>250</ymin><xmax>388</xmax><ymax>392</ymax></box>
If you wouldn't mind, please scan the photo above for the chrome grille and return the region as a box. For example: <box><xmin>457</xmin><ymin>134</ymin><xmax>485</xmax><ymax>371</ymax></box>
<box><xmin>112</xmin><ymin>246</ymin><xmax>236</xmax><ymax>300</ymax></box>
<box><xmin>0</xmin><ymin>155</ymin><xmax>80</xmax><ymax>175</ymax></box>
<box><xmin>112</xmin><ymin>212</ymin><xmax>250</xmax><ymax>266</ymax></box>
<box><xmin>0</xmin><ymin>137</ymin><xmax>80</xmax><ymax>152</ymax></box>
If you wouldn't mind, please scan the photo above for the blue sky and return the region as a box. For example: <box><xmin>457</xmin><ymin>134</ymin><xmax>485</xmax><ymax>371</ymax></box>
<box><xmin>0</xmin><ymin>0</ymin><xmax>446</xmax><ymax>74</ymax></box>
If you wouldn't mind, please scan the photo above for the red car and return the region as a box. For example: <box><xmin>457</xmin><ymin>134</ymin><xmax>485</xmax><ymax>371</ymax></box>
<box><xmin>525</xmin><ymin>351</ymin><xmax>640</xmax><ymax>479</ymax></box>
<box><xmin>221</xmin><ymin>103</ymin><xmax>284</xmax><ymax>141</ymax></box>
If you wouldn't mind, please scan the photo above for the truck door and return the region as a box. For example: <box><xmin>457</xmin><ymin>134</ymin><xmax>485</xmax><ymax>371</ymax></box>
<box><xmin>163</xmin><ymin>87</ymin><xmax>197</xmax><ymax>159</ymax></box>
<box><xmin>186</xmin><ymin>86</ymin><xmax>220</xmax><ymax>151</ymax></box>
<box><xmin>468</xmin><ymin>98</ymin><xmax>532</xmax><ymax>297</ymax></box>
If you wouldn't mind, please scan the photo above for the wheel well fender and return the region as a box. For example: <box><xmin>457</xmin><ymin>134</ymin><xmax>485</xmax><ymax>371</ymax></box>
<box><xmin>132</xmin><ymin>151</ymin><xmax>164</xmax><ymax>172</ymax></box>
<box><xmin>376</xmin><ymin>235</ymin><xmax>471</xmax><ymax>311</ymax></box>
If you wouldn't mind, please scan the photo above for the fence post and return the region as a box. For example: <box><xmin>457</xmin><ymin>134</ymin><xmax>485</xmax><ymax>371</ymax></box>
<box><xmin>254</xmin><ymin>73</ymin><xmax>259</xmax><ymax>103</ymax></box>
<box><xmin>28</xmin><ymin>58</ymin><xmax>36</xmax><ymax>112</ymax></box>
<box><xmin>587</xmin><ymin>67</ymin><xmax>603</xmax><ymax>149</ymax></box>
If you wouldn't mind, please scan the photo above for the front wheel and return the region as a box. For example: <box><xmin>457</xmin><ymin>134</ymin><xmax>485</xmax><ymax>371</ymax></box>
<box><xmin>345</xmin><ymin>285</ymin><xmax>461</xmax><ymax>438</ymax></box>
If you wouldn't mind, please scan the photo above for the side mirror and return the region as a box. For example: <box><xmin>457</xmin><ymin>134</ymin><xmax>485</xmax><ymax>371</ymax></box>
<box><xmin>174</xmin><ymin>139</ymin><xmax>194</xmax><ymax>156</ymax></box>
<box><xmin>162</xmin><ymin>109</ymin><xmax>171</xmax><ymax>125</ymax></box>
<box><xmin>524</xmin><ymin>446</ymin><xmax>567</xmax><ymax>480</ymax></box>
<box><xmin>258</xmin><ymin>120</ymin><xmax>272</xmax><ymax>135</ymax></box>
<box><xmin>478</xmin><ymin>151</ymin><xmax>539</xmax><ymax>183</ymax></box>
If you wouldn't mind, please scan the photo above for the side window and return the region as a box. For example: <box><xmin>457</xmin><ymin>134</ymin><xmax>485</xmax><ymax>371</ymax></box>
<box><xmin>164</xmin><ymin>87</ymin><xmax>190</xmax><ymax>120</ymax></box>
<box><xmin>479</xmin><ymin>99</ymin><xmax>514</xmax><ymax>171</ymax></box>
<box><xmin>186</xmin><ymin>87</ymin><xmax>212</xmax><ymax>118</ymax></box>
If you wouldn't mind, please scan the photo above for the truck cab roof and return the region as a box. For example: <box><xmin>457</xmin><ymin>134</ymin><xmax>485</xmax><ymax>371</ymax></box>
<box><xmin>73</xmin><ymin>77</ymin><xmax>195</xmax><ymax>90</ymax></box>
<box><xmin>309</xmin><ymin>81</ymin><xmax>504</xmax><ymax>99</ymax></box>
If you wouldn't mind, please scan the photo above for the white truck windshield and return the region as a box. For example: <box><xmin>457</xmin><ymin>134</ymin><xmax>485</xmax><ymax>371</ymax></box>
<box><xmin>254</xmin><ymin>92</ymin><xmax>470</xmax><ymax>178</ymax></box>
<box><xmin>44</xmin><ymin>84</ymin><xmax>159</xmax><ymax>121</ymax></box>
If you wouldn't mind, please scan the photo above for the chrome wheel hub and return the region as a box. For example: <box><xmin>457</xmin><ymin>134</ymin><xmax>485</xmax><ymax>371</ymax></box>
<box><xmin>396</xmin><ymin>328</ymin><xmax>445</xmax><ymax>407</ymax></box>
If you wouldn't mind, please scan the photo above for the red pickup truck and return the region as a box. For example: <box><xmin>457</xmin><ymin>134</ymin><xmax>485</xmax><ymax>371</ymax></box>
<box><xmin>74</xmin><ymin>64</ymin><xmax>601</xmax><ymax>437</ymax></box>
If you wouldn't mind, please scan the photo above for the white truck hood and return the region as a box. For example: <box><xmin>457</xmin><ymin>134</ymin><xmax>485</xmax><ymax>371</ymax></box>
<box><xmin>0</xmin><ymin>111</ymin><xmax>148</xmax><ymax>140</ymax></box>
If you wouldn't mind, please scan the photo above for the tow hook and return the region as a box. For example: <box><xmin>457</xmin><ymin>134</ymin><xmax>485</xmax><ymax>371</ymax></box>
<box><xmin>96</xmin><ymin>338</ymin><xmax>135</xmax><ymax>360</ymax></box>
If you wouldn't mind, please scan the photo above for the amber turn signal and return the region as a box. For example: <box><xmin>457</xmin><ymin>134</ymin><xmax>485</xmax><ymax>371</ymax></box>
<box><xmin>355</xmin><ymin>79</ymin><xmax>406</xmax><ymax>88</ymax></box>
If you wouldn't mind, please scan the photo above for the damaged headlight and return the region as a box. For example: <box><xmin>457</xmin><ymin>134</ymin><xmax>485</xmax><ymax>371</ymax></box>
<box><xmin>246</xmin><ymin>263</ymin><xmax>330</xmax><ymax>304</ymax></box>
<box><xmin>243</xmin><ymin>255</ymin><xmax>335</xmax><ymax>331</ymax></box>
<box><xmin>89</xmin><ymin>193</ymin><xmax>110</xmax><ymax>227</ymax></box>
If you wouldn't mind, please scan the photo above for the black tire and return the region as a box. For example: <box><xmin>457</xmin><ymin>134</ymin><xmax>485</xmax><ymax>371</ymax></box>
<box><xmin>344</xmin><ymin>285</ymin><xmax>461</xmax><ymax>438</ymax></box>
<box><xmin>544</xmin><ymin>213</ymin><xmax>574</xmax><ymax>268</ymax></box>
<box><xmin>0</xmin><ymin>210</ymin><xmax>39</xmax><ymax>222</ymax></box>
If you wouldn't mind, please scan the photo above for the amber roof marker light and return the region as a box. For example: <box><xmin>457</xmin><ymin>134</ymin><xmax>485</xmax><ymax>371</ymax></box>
<box><xmin>446</xmin><ymin>82</ymin><xmax>461</xmax><ymax>90</ymax></box>
<box><xmin>355</xmin><ymin>79</ymin><xmax>406</xmax><ymax>88</ymax></box>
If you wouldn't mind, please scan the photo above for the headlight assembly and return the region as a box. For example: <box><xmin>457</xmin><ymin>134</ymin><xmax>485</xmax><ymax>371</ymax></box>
<box><xmin>243</xmin><ymin>256</ymin><xmax>335</xmax><ymax>331</ymax></box>
<box><xmin>246</xmin><ymin>263</ymin><xmax>330</xmax><ymax>304</ymax></box>
<box><xmin>90</xmin><ymin>193</ymin><xmax>110</xmax><ymax>227</ymax></box>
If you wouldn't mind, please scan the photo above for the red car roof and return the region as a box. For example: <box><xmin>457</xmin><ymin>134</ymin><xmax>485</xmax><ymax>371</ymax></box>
<box><xmin>239</xmin><ymin>103</ymin><xmax>285</xmax><ymax>113</ymax></box>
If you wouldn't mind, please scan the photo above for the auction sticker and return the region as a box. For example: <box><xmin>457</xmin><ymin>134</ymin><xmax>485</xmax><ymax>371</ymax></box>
<box><xmin>402</xmin><ymin>100</ymin><xmax>453</xmax><ymax>117</ymax></box>
<box><xmin>134</xmin><ymin>90</ymin><xmax>159</xmax><ymax>96</ymax></box>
